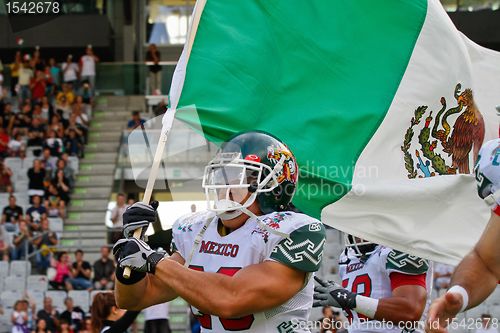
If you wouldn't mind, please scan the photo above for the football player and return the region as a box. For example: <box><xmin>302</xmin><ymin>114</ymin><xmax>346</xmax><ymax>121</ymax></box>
<box><xmin>426</xmin><ymin>138</ymin><xmax>500</xmax><ymax>333</ymax></box>
<box><xmin>314</xmin><ymin>235</ymin><xmax>431</xmax><ymax>333</ymax></box>
<box><xmin>113</xmin><ymin>131</ymin><xmax>326</xmax><ymax>332</ymax></box>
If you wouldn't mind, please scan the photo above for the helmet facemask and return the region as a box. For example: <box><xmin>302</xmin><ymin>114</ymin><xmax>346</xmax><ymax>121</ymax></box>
<box><xmin>202</xmin><ymin>151</ymin><xmax>284</xmax><ymax>220</ymax></box>
<box><xmin>344</xmin><ymin>234</ymin><xmax>377</xmax><ymax>258</ymax></box>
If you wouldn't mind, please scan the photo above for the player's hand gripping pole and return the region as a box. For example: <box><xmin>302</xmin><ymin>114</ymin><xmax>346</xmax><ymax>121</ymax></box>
<box><xmin>123</xmin><ymin>110</ymin><xmax>176</xmax><ymax>279</ymax></box>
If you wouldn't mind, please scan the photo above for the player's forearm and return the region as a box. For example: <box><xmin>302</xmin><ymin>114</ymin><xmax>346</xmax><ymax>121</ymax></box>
<box><xmin>374</xmin><ymin>297</ymin><xmax>425</xmax><ymax>323</ymax></box>
<box><xmin>450</xmin><ymin>250</ymin><xmax>497</xmax><ymax>309</ymax></box>
<box><xmin>156</xmin><ymin>259</ymin><xmax>238</xmax><ymax>317</ymax></box>
<box><xmin>115</xmin><ymin>275</ymin><xmax>149</xmax><ymax>309</ymax></box>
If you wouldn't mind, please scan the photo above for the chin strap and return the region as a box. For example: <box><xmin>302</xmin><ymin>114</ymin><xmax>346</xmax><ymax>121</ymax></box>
<box><xmin>484</xmin><ymin>189</ymin><xmax>500</xmax><ymax>207</ymax></box>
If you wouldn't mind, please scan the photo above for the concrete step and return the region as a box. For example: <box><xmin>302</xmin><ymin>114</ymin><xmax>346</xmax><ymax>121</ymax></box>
<box><xmin>93</xmin><ymin>111</ymin><xmax>132</xmax><ymax>119</ymax></box>
<box><xmin>64</xmin><ymin>224</ymin><xmax>107</xmax><ymax>232</ymax></box>
<box><xmin>60</xmin><ymin>238</ymin><xmax>106</xmax><ymax>248</ymax></box>
<box><xmin>62</xmin><ymin>230</ymin><xmax>106</xmax><ymax>239</ymax></box>
<box><xmin>68</xmin><ymin>199</ymin><xmax>109</xmax><ymax>212</ymax></box>
<box><xmin>85</xmin><ymin>143</ymin><xmax>120</xmax><ymax>154</ymax></box>
<box><xmin>91</xmin><ymin>121</ymin><xmax>126</xmax><ymax>131</ymax></box>
<box><xmin>72</xmin><ymin>187</ymin><xmax>111</xmax><ymax>200</ymax></box>
<box><xmin>81</xmin><ymin>152</ymin><xmax>118</xmax><ymax>164</ymax></box>
<box><xmin>78</xmin><ymin>163</ymin><xmax>116</xmax><ymax>176</ymax></box>
<box><xmin>75</xmin><ymin>175</ymin><xmax>114</xmax><ymax>188</ymax></box>
<box><xmin>66</xmin><ymin>211</ymin><xmax>106</xmax><ymax>224</ymax></box>
<box><xmin>89</xmin><ymin>131</ymin><xmax>123</xmax><ymax>141</ymax></box>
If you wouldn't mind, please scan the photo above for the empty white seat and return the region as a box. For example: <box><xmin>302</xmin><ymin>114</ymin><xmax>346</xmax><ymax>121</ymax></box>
<box><xmin>0</xmin><ymin>290</ymin><xmax>22</xmax><ymax>311</ymax></box>
<box><xmin>26</xmin><ymin>146</ymin><xmax>43</xmax><ymax>158</ymax></box>
<box><xmin>0</xmin><ymin>262</ymin><xmax>8</xmax><ymax>280</ymax></box>
<box><xmin>25</xmin><ymin>290</ymin><xmax>45</xmax><ymax>311</ymax></box>
<box><xmin>45</xmin><ymin>290</ymin><xmax>67</xmax><ymax>312</ymax></box>
<box><xmin>20</xmin><ymin>157</ymin><xmax>35</xmax><ymax>170</ymax></box>
<box><xmin>12</xmin><ymin>193</ymin><xmax>30</xmax><ymax>208</ymax></box>
<box><xmin>68</xmin><ymin>156</ymin><xmax>79</xmax><ymax>174</ymax></box>
<box><xmin>69</xmin><ymin>290</ymin><xmax>90</xmax><ymax>312</ymax></box>
<box><xmin>485</xmin><ymin>286</ymin><xmax>500</xmax><ymax>305</ymax></box>
<box><xmin>27</xmin><ymin>275</ymin><xmax>49</xmax><ymax>292</ymax></box>
<box><xmin>90</xmin><ymin>290</ymin><xmax>110</xmax><ymax>303</ymax></box>
<box><xmin>48</xmin><ymin>217</ymin><xmax>64</xmax><ymax>233</ymax></box>
<box><xmin>14</xmin><ymin>180</ymin><xmax>29</xmax><ymax>192</ymax></box>
<box><xmin>9</xmin><ymin>260</ymin><xmax>31</xmax><ymax>277</ymax></box>
<box><xmin>4</xmin><ymin>158</ymin><xmax>22</xmax><ymax>172</ymax></box>
<box><xmin>3</xmin><ymin>275</ymin><xmax>26</xmax><ymax>291</ymax></box>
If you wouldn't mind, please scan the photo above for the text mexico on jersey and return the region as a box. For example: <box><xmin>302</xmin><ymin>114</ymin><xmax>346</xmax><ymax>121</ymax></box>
<box><xmin>339</xmin><ymin>246</ymin><xmax>431</xmax><ymax>333</ymax></box>
<box><xmin>171</xmin><ymin>211</ymin><xmax>326</xmax><ymax>333</ymax></box>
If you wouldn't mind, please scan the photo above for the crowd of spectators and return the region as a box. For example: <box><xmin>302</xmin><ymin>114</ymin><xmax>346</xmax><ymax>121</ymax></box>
<box><xmin>9</xmin><ymin>294</ymin><xmax>93</xmax><ymax>333</ymax></box>
<box><xmin>0</xmin><ymin>46</ymin><xmax>97</xmax><ymax>270</ymax></box>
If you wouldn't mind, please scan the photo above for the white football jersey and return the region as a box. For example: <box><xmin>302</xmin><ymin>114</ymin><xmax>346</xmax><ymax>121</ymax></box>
<box><xmin>172</xmin><ymin>211</ymin><xmax>326</xmax><ymax>333</ymax></box>
<box><xmin>339</xmin><ymin>246</ymin><xmax>431</xmax><ymax>333</ymax></box>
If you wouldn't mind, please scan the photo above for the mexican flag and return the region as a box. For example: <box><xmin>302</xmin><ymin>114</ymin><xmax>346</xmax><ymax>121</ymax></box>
<box><xmin>167</xmin><ymin>0</ymin><xmax>500</xmax><ymax>265</ymax></box>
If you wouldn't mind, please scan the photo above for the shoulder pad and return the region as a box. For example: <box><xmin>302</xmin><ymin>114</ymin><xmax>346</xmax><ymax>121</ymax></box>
<box><xmin>173</xmin><ymin>211</ymin><xmax>214</xmax><ymax>234</ymax></box>
<box><xmin>386</xmin><ymin>249</ymin><xmax>429</xmax><ymax>275</ymax></box>
<box><xmin>257</xmin><ymin>211</ymin><xmax>319</xmax><ymax>235</ymax></box>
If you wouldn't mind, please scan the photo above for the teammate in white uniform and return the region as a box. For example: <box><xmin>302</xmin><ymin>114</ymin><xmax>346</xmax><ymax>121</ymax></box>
<box><xmin>426</xmin><ymin>138</ymin><xmax>500</xmax><ymax>333</ymax></box>
<box><xmin>113</xmin><ymin>131</ymin><xmax>326</xmax><ymax>332</ymax></box>
<box><xmin>314</xmin><ymin>236</ymin><xmax>430</xmax><ymax>333</ymax></box>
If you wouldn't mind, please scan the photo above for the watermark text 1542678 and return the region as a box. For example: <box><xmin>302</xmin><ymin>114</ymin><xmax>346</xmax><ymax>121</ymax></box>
<box><xmin>6</xmin><ymin>1</ymin><xmax>60</xmax><ymax>15</ymax></box>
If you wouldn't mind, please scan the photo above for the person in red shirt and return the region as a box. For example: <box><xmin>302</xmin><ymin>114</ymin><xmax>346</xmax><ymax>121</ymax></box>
<box><xmin>0</xmin><ymin>126</ymin><xmax>9</xmax><ymax>158</ymax></box>
<box><xmin>30</xmin><ymin>70</ymin><xmax>47</xmax><ymax>103</ymax></box>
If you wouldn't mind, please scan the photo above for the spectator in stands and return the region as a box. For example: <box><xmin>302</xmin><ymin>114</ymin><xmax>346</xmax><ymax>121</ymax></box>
<box><xmin>26</xmin><ymin>195</ymin><xmax>47</xmax><ymax>227</ymax></box>
<box><xmin>41</xmin><ymin>97</ymin><xmax>54</xmax><ymax>123</ymax></box>
<box><xmin>41</xmin><ymin>148</ymin><xmax>57</xmax><ymax>174</ymax></box>
<box><xmin>60</xmin><ymin>297</ymin><xmax>85</xmax><ymax>333</ymax></box>
<box><xmin>127</xmin><ymin>111</ymin><xmax>145</xmax><ymax>130</ymax></box>
<box><xmin>144</xmin><ymin>302</ymin><xmax>171</xmax><ymax>333</ymax></box>
<box><xmin>475</xmin><ymin>314</ymin><xmax>497</xmax><ymax>333</ymax></box>
<box><xmin>62</xmin><ymin>55</ymin><xmax>78</xmax><ymax>86</ymax></box>
<box><xmin>32</xmin><ymin>217</ymin><xmax>58</xmax><ymax>273</ymax></box>
<box><xmin>11</xmin><ymin>300</ymin><xmax>29</xmax><ymax>333</ymax></box>
<box><xmin>58</xmin><ymin>318</ymin><xmax>72</xmax><ymax>333</ymax></box>
<box><xmin>52</xmin><ymin>169</ymin><xmax>70</xmax><ymax>205</ymax></box>
<box><xmin>44</xmin><ymin>130</ymin><xmax>63</xmax><ymax>157</ymax></box>
<box><xmin>67</xmin><ymin>249</ymin><xmax>92</xmax><ymax>291</ymax></box>
<box><xmin>64</xmin><ymin>129</ymin><xmax>83</xmax><ymax>158</ymax></box>
<box><xmin>48</xmin><ymin>115</ymin><xmax>65</xmax><ymax>139</ymax></box>
<box><xmin>10</xmin><ymin>51</ymin><xmax>22</xmax><ymax>97</ymax></box>
<box><xmin>433</xmin><ymin>262</ymin><xmax>454</xmax><ymax>293</ymax></box>
<box><xmin>48</xmin><ymin>58</ymin><xmax>61</xmax><ymax>90</ymax></box>
<box><xmin>53</xmin><ymin>159</ymin><xmax>74</xmax><ymax>190</ymax></box>
<box><xmin>36</xmin><ymin>297</ymin><xmax>59</xmax><ymax>333</ymax></box>
<box><xmin>2</xmin><ymin>195</ymin><xmax>23</xmax><ymax>225</ymax></box>
<box><xmin>11</xmin><ymin>219</ymin><xmax>32</xmax><ymax>260</ymax></box>
<box><xmin>8</xmin><ymin>133</ymin><xmax>25</xmax><ymax>157</ymax></box>
<box><xmin>0</xmin><ymin>159</ymin><xmax>13</xmax><ymax>192</ymax></box>
<box><xmin>55</xmin><ymin>96</ymin><xmax>71</xmax><ymax>120</ymax></box>
<box><xmin>80</xmin><ymin>317</ymin><xmax>91</xmax><ymax>333</ymax></box>
<box><xmin>44</xmin><ymin>184</ymin><xmax>65</xmax><ymax>218</ymax></box>
<box><xmin>146</xmin><ymin>44</ymin><xmax>162</xmax><ymax>95</ymax></box>
<box><xmin>109</xmin><ymin>193</ymin><xmax>127</xmax><ymax>243</ymax></box>
<box><xmin>30</xmin><ymin>71</ymin><xmax>47</xmax><ymax>104</ymax></box>
<box><xmin>79</xmin><ymin>46</ymin><xmax>99</xmax><ymax>94</ymax></box>
<box><xmin>0</xmin><ymin>224</ymin><xmax>11</xmax><ymax>261</ymax></box>
<box><xmin>79</xmin><ymin>84</ymin><xmax>92</xmax><ymax>113</ymax></box>
<box><xmin>90</xmin><ymin>292</ymin><xmax>139</xmax><ymax>333</ymax></box>
<box><xmin>71</xmin><ymin>105</ymin><xmax>88</xmax><ymax>143</ymax></box>
<box><xmin>2</xmin><ymin>103</ymin><xmax>15</xmax><ymax>134</ymax></box>
<box><xmin>56</xmin><ymin>84</ymin><xmax>75</xmax><ymax>106</ymax></box>
<box><xmin>93</xmin><ymin>246</ymin><xmax>115</xmax><ymax>290</ymax></box>
<box><xmin>0</xmin><ymin>126</ymin><xmax>9</xmax><ymax>158</ymax></box>
<box><xmin>27</xmin><ymin>118</ymin><xmax>46</xmax><ymax>147</ymax></box>
<box><xmin>49</xmin><ymin>251</ymin><xmax>71</xmax><ymax>290</ymax></box>
<box><xmin>19</xmin><ymin>55</ymin><xmax>33</xmax><ymax>102</ymax></box>
<box><xmin>27</xmin><ymin>160</ymin><xmax>46</xmax><ymax>199</ymax></box>
<box><xmin>34</xmin><ymin>319</ymin><xmax>49</xmax><ymax>333</ymax></box>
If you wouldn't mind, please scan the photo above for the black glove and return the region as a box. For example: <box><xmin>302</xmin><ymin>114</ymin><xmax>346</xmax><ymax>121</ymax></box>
<box><xmin>122</xmin><ymin>201</ymin><xmax>159</xmax><ymax>239</ymax></box>
<box><xmin>113</xmin><ymin>238</ymin><xmax>165</xmax><ymax>284</ymax></box>
<box><xmin>313</xmin><ymin>276</ymin><xmax>357</xmax><ymax>309</ymax></box>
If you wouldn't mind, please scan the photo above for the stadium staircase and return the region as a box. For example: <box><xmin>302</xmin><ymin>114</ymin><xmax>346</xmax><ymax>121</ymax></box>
<box><xmin>62</xmin><ymin>96</ymin><xmax>144</xmax><ymax>262</ymax></box>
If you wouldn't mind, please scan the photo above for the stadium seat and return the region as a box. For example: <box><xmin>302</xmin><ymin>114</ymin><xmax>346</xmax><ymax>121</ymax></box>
<box><xmin>48</xmin><ymin>217</ymin><xmax>64</xmax><ymax>233</ymax></box>
<box><xmin>45</xmin><ymin>290</ymin><xmax>67</xmax><ymax>312</ymax></box>
<box><xmin>90</xmin><ymin>290</ymin><xmax>110</xmax><ymax>303</ymax></box>
<box><xmin>9</xmin><ymin>260</ymin><xmax>31</xmax><ymax>278</ymax></box>
<box><xmin>0</xmin><ymin>262</ymin><xmax>8</xmax><ymax>280</ymax></box>
<box><xmin>25</xmin><ymin>290</ymin><xmax>45</xmax><ymax>311</ymax></box>
<box><xmin>21</xmin><ymin>157</ymin><xmax>35</xmax><ymax>170</ymax></box>
<box><xmin>13</xmin><ymin>193</ymin><xmax>30</xmax><ymax>207</ymax></box>
<box><xmin>27</xmin><ymin>275</ymin><xmax>49</xmax><ymax>292</ymax></box>
<box><xmin>14</xmin><ymin>179</ymin><xmax>29</xmax><ymax>192</ymax></box>
<box><xmin>26</xmin><ymin>146</ymin><xmax>43</xmax><ymax>158</ymax></box>
<box><xmin>465</xmin><ymin>304</ymin><xmax>488</xmax><ymax>320</ymax></box>
<box><xmin>4</xmin><ymin>158</ymin><xmax>22</xmax><ymax>172</ymax></box>
<box><xmin>68</xmin><ymin>156</ymin><xmax>79</xmax><ymax>174</ymax></box>
<box><xmin>69</xmin><ymin>290</ymin><xmax>90</xmax><ymax>312</ymax></box>
<box><xmin>3</xmin><ymin>275</ymin><xmax>26</xmax><ymax>291</ymax></box>
<box><xmin>0</xmin><ymin>290</ymin><xmax>22</xmax><ymax>311</ymax></box>
<box><xmin>485</xmin><ymin>286</ymin><xmax>500</xmax><ymax>305</ymax></box>
<box><xmin>0</xmin><ymin>313</ymin><xmax>11</xmax><ymax>333</ymax></box>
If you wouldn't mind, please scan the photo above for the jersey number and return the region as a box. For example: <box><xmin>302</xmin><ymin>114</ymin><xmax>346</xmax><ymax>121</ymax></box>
<box><xmin>342</xmin><ymin>274</ymin><xmax>372</xmax><ymax>323</ymax></box>
<box><xmin>189</xmin><ymin>265</ymin><xmax>255</xmax><ymax>330</ymax></box>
